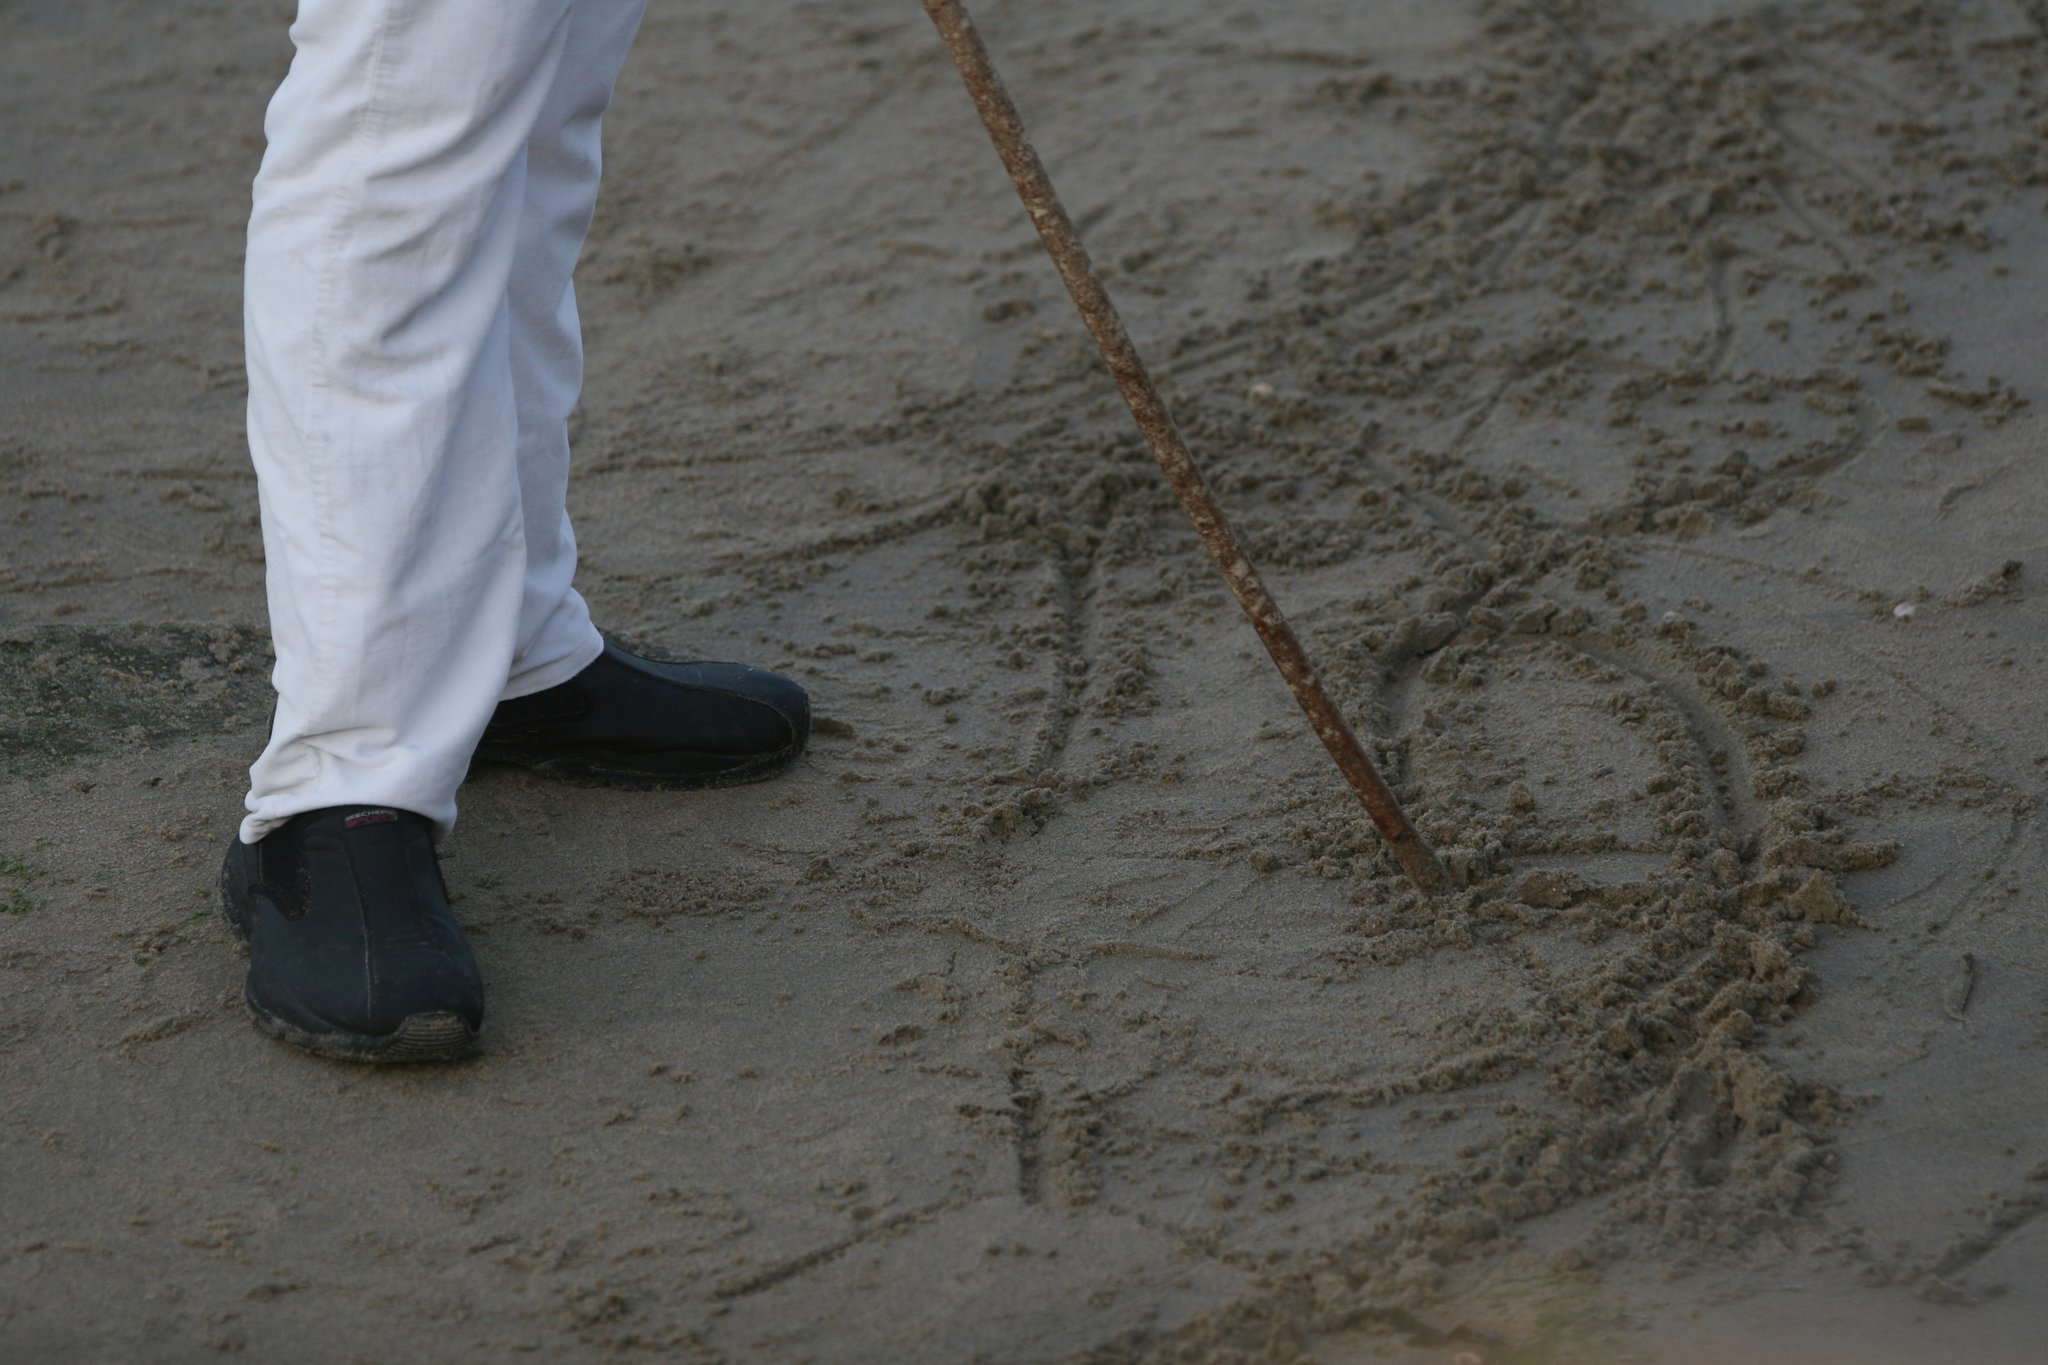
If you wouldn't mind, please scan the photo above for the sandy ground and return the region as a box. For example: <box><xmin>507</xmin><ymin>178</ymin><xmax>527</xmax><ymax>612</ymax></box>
<box><xmin>5</xmin><ymin>0</ymin><xmax>2048</xmax><ymax>1360</ymax></box>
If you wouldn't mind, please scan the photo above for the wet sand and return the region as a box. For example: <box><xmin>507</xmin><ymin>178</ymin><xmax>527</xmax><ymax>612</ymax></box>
<box><xmin>4</xmin><ymin>0</ymin><xmax>2047</xmax><ymax>1360</ymax></box>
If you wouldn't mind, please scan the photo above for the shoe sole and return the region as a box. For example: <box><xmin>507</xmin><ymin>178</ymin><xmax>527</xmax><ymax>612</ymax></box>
<box><xmin>468</xmin><ymin>736</ymin><xmax>806</xmax><ymax>791</ymax></box>
<box><xmin>218</xmin><ymin>858</ymin><xmax>481</xmax><ymax>1065</ymax></box>
<box><xmin>244</xmin><ymin>991</ymin><xmax>479</xmax><ymax>1064</ymax></box>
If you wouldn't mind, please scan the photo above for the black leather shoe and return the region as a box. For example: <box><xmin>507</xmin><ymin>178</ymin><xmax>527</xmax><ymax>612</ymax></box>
<box><xmin>218</xmin><ymin>807</ymin><xmax>484</xmax><ymax>1063</ymax></box>
<box><xmin>472</xmin><ymin>639</ymin><xmax>809</xmax><ymax>789</ymax></box>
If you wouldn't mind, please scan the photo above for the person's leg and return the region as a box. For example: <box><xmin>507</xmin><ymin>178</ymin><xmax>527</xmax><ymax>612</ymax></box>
<box><xmin>241</xmin><ymin>0</ymin><xmax>582</xmax><ymax>845</ymax></box>
<box><xmin>501</xmin><ymin>0</ymin><xmax>647</xmax><ymax>699</ymax></box>
<box><xmin>465</xmin><ymin>0</ymin><xmax>812</xmax><ymax>790</ymax></box>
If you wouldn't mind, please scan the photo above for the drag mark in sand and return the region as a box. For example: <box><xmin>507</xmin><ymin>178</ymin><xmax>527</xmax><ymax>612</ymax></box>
<box><xmin>710</xmin><ymin>1195</ymin><xmax>969</xmax><ymax>1301</ymax></box>
<box><xmin>1008</xmin><ymin>1065</ymin><xmax>1048</xmax><ymax>1203</ymax></box>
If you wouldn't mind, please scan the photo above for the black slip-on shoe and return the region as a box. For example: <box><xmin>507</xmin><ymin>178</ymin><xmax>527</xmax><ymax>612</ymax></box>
<box><xmin>471</xmin><ymin>639</ymin><xmax>809</xmax><ymax>789</ymax></box>
<box><xmin>218</xmin><ymin>807</ymin><xmax>484</xmax><ymax>1063</ymax></box>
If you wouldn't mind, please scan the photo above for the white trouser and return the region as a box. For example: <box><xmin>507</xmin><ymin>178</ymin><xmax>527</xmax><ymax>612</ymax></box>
<box><xmin>241</xmin><ymin>0</ymin><xmax>646</xmax><ymax>844</ymax></box>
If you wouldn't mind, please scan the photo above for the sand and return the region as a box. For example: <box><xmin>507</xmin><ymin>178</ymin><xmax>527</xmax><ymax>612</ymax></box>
<box><xmin>4</xmin><ymin>0</ymin><xmax>2047</xmax><ymax>1360</ymax></box>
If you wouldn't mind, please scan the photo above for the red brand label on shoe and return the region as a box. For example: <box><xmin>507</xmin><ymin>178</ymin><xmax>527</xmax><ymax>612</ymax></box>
<box><xmin>344</xmin><ymin>810</ymin><xmax>400</xmax><ymax>829</ymax></box>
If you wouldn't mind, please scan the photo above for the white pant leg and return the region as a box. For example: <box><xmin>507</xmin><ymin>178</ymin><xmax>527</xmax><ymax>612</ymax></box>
<box><xmin>241</xmin><ymin>0</ymin><xmax>589</xmax><ymax>843</ymax></box>
<box><xmin>501</xmin><ymin>0</ymin><xmax>646</xmax><ymax>698</ymax></box>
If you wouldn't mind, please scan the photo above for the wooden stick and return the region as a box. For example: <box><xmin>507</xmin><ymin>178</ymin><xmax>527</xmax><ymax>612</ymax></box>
<box><xmin>920</xmin><ymin>0</ymin><xmax>1449</xmax><ymax>894</ymax></box>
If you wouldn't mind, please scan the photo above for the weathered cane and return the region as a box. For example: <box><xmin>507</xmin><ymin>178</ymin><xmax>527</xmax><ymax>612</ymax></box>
<box><xmin>920</xmin><ymin>0</ymin><xmax>1449</xmax><ymax>894</ymax></box>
